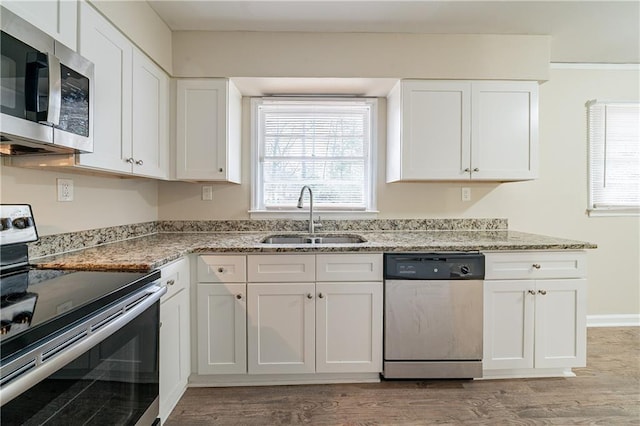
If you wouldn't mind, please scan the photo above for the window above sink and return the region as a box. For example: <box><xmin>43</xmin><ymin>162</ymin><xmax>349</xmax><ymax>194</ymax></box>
<box><xmin>250</xmin><ymin>97</ymin><xmax>379</xmax><ymax>219</ymax></box>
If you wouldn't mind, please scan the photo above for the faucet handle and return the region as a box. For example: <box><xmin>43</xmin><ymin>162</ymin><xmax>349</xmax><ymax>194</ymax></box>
<box><xmin>313</xmin><ymin>216</ymin><xmax>323</xmax><ymax>228</ymax></box>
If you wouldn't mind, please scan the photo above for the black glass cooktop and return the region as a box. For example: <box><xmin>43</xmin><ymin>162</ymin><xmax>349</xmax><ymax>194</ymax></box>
<box><xmin>0</xmin><ymin>267</ymin><xmax>160</xmax><ymax>362</ymax></box>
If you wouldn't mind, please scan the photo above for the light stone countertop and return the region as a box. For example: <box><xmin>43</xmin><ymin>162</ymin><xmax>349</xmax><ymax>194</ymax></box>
<box><xmin>31</xmin><ymin>230</ymin><xmax>597</xmax><ymax>272</ymax></box>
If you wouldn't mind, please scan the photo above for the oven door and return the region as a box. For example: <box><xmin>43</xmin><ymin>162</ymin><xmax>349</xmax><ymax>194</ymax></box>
<box><xmin>0</xmin><ymin>285</ymin><xmax>165</xmax><ymax>426</ymax></box>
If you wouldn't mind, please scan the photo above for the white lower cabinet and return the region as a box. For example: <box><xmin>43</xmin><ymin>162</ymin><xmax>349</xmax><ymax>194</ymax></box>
<box><xmin>195</xmin><ymin>253</ymin><xmax>383</xmax><ymax>381</ymax></box>
<box><xmin>246</xmin><ymin>254</ymin><xmax>383</xmax><ymax>375</ymax></box>
<box><xmin>315</xmin><ymin>282</ymin><xmax>383</xmax><ymax>373</ymax></box>
<box><xmin>247</xmin><ymin>283</ymin><xmax>316</xmax><ymax>374</ymax></box>
<box><xmin>159</xmin><ymin>258</ymin><xmax>190</xmax><ymax>423</ymax></box>
<box><xmin>483</xmin><ymin>251</ymin><xmax>587</xmax><ymax>378</ymax></box>
<box><xmin>197</xmin><ymin>283</ymin><xmax>247</xmax><ymax>374</ymax></box>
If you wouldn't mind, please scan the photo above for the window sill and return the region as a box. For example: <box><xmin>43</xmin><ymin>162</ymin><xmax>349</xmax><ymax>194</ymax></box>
<box><xmin>249</xmin><ymin>210</ymin><xmax>379</xmax><ymax>220</ymax></box>
<box><xmin>588</xmin><ymin>208</ymin><xmax>640</xmax><ymax>217</ymax></box>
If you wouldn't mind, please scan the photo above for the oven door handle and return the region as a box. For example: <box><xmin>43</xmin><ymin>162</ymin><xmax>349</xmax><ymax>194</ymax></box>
<box><xmin>0</xmin><ymin>284</ymin><xmax>166</xmax><ymax>406</ymax></box>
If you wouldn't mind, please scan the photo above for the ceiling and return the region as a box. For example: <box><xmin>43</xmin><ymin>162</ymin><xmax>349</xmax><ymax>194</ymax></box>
<box><xmin>147</xmin><ymin>0</ymin><xmax>640</xmax><ymax>63</ymax></box>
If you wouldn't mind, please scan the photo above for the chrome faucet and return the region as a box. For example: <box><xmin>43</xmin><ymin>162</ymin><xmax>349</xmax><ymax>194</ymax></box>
<box><xmin>297</xmin><ymin>185</ymin><xmax>319</xmax><ymax>234</ymax></box>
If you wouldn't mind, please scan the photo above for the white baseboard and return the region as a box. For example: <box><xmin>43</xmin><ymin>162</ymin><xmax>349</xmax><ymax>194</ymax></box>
<box><xmin>587</xmin><ymin>314</ymin><xmax>640</xmax><ymax>327</ymax></box>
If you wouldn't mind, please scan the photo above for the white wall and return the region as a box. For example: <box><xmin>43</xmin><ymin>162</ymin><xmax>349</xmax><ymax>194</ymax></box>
<box><xmin>0</xmin><ymin>165</ymin><xmax>158</xmax><ymax>236</ymax></box>
<box><xmin>158</xmin><ymin>65</ymin><xmax>640</xmax><ymax>317</ymax></box>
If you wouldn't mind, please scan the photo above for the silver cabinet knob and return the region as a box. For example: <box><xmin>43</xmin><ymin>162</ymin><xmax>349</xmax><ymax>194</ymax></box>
<box><xmin>166</xmin><ymin>279</ymin><xmax>175</xmax><ymax>286</ymax></box>
<box><xmin>318</xmin><ymin>293</ymin><xmax>325</xmax><ymax>299</ymax></box>
<box><xmin>464</xmin><ymin>168</ymin><xmax>471</xmax><ymax>172</ymax></box>
<box><xmin>473</xmin><ymin>168</ymin><xmax>479</xmax><ymax>172</ymax></box>
<box><xmin>532</xmin><ymin>264</ymin><xmax>541</xmax><ymax>269</ymax></box>
<box><xmin>218</xmin><ymin>168</ymin><xmax>224</xmax><ymax>173</ymax></box>
<box><xmin>538</xmin><ymin>289</ymin><xmax>547</xmax><ymax>295</ymax></box>
<box><xmin>126</xmin><ymin>157</ymin><xmax>134</xmax><ymax>164</ymax></box>
<box><xmin>307</xmin><ymin>293</ymin><xmax>313</xmax><ymax>299</ymax></box>
<box><xmin>217</xmin><ymin>267</ymin><xmax>224</xmax><ymax>273</ymax></box>
<box><xmin>236</xmin><ymin>294</ymin><xmax>243</xmax><ymax>300</ymax></box>
<box><xmin>135</xmin><ymin>159</ymin><xmax>144</xmax><ymax>166</ymax></box>
<box><xmin>527</xmin><ymin>290</ymin><xmax>536</xmax><ymax>295</ymax></box>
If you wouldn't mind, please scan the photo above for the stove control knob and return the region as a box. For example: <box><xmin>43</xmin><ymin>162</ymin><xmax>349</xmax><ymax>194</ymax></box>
<box><xmin>0</xmin><ymin>218</ymin><xmax>12</xmax><ymax>231</ymax></box>
<box><xmin>460</xmin><ymin>265</ymin><xmax>470</xmax><ymax>275</ymax></box>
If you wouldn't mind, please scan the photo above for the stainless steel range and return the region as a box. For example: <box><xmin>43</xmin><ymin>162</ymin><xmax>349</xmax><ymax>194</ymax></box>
<box><xmin>0</xmin><ymin>204</ymin><xmax>165</xmax><ymax>425</ymax></box>
<box><xmin>383</xmin><ymin>252</ymin><xmax>485</xmax><ymax>379</ymax></box>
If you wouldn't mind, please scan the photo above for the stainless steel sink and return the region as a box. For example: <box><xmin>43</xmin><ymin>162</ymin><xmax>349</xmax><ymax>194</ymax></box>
<box><xmin>261</xmin><ymin>234</ymin><xmax>366</xmax><ymax>245</ymax></box>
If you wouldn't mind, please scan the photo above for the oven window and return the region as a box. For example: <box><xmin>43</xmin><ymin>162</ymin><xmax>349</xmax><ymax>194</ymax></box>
<box><xmin>1</xmin><ymin>302</ymin><xmax>159</xmax><ymax>425</ymax></box>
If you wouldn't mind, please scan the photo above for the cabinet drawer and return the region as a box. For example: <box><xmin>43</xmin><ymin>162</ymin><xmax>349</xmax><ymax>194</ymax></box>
<box><xmin>161</xmin><ymin>257</ymin><xmax>189</xmax><ymax>301</ymax></box>
<box><xmin>248</xmin><ymin>255</ymin><xmax>315</xmax><ymax>282</ymax></box>
<box><xmin>484</xmin><ymin>251</ymin><xmax>587</xmax><ymax>280</ymax></box>
<box><xmin>316</xmin><ymin>254</ymin><xmax>383</xmax><ymax>282</ymax></box>
<box><xmin>198</xmin><ymin>255</ymin><xmax>246</xmax><ymax>283</ymax></box>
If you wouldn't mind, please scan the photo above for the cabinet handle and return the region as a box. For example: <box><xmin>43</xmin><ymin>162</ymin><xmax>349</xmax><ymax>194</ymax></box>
<box><xmin>236</xmin><ymin>294</ymin><xmax>243</xmax><ymax>300</ymax></box>
<box><xmin>126</xmin><ymin>157</ymin><xmax>134</xmax><ymax>164</ymax></box>
<box><xmin>464</xmin><ymin>168</ymin><xmax>470</xmax><ymax>172</ymax></box>
<box><xmin>135</xmin><ymin>159</ymin><xmax>144</xmax><ymax>166</ymax></box>
<box><xmin>527</xmin><ymin>290</ymin><xmax>536</xmax><ymax>295</ymax></box>
<box><xmin>306</xmin><ymin>293</ymin><xmax>313</xmax><ymax>299</ymax></box>
<box><xmin>166</xmin><ymin>279</ymin><xmax>175</xmax><ymax>286</ymax></box>
<box><xmin>218</xmin><ymin>168</ymin><xmax>224</xmax><ymax>173</ymax></box>
<box><xmin>473</xmin><ymin>168</ymin><xmax>479</xmax><ymax>172</ymax></box>
<box><xmin>538</xmin><ymin>289</ymin><xmax>547</xmax><ymax>295</ymax></box>
<box><xmin>217</xmin><ymin>267</ymin><xmax>225</xmax><ymax>273</ymax></box>
<box><xmin>318</xmin><ymin>293</ymin><xmax>324</xmax><ymax>299</ymax></box>
<box><xmin>532</xmin><ymin>264</ymin><xmax>541</xmax><ymax>269</ymax></box>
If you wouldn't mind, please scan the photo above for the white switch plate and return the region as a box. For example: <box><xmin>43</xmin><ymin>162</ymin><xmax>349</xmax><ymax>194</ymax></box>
<box><xmin>461</xmin><ymin>187</ymin><xmax>471</xmax><ymax>202</ymax></box>
<box><xmin>202</xmin><ymin>185</ymin><xmax>213</xmax><ymax>201</ymax></box>
<box><xmin>57</xmin><ymin>178</ymin><xmax>74</xmax><ymax>202</ymax></box>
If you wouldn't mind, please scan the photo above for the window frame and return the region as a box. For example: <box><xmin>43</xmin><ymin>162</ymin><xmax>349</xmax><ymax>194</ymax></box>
<box><xmin>587</xmin><ymin>100</ymin><xmax>640</xmax><ymax>217</ymax></box>
<box><xmin>250</xmin><ymin>96</ymin><xmax>378</xmax><ymax>218</ymax></box>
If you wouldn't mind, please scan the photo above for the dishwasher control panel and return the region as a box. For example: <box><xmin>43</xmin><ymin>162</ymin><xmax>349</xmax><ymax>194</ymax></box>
<box><xmin>384</xmin><ymin>253</ymin><xmax>485</xmax><ymax>280</ymax></box>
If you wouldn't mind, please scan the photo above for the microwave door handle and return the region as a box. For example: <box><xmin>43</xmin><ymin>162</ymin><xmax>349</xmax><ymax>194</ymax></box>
<box><xmin>45</xmin><ymin>53</ymin><xmax>61</xmax><ymax>126</ymax></box>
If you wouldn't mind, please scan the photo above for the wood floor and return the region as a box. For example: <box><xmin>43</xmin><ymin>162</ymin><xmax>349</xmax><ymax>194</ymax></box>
<box><xmin>166</xmin><ymin>327</ymin><xmax>640</xmax><ymax>425</ymax></box>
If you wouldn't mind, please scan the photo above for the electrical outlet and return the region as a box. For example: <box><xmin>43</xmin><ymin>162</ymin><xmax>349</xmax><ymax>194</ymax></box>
<box><xmin>202</xmin><ymin>185</ymin><xmax>213</xmax><ymax>201</ymax></box>
<box><xmin>461</xmin><ymin>187</ymin><xmax>471</xmax><ymax>202</ymax></box>
<box><xmin>57</xmin><ymin>179</ymin><xmax>74</xmax><ymax>202</ymax></box>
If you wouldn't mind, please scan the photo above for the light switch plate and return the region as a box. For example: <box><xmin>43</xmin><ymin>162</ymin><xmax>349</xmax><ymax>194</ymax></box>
<box><xmin>57</xmin><ymin>179</ymin><xmax>74</xmax><ymax>202</ymax></box>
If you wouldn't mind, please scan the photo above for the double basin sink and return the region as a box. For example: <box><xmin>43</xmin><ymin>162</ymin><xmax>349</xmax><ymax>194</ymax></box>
<box><xmin>262</xmin><ymin>234</ymin><xmax>366</xmax><ymax>245</ymax></box>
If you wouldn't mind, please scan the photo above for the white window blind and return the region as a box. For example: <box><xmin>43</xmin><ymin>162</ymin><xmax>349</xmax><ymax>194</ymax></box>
<box><xmin>252</xmin><ymin>98</ymin><xmax>376</xmax><ymax>213</ymax></box>
<box><xmin>588</xmin><ymin>101</ymin><xmax>640</xmax><ymax>216</ymax></box>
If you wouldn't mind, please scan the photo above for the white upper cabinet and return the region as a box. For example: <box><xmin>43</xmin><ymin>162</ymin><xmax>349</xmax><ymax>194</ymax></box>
<box><xmin>2</xmin><ymin>0</ymin><xmax>77</xmax><ymax>49</ymax></box>
<box><xmin>131</xmin><ymin>48</ymin><xmax>169</xmax><ymax>178</ymax></box>
<box><xmin>176</xmin><ymin>79</ymin><xmax>242</xmax><ymax>182</ymax></box>
<box><xmin>387</xmin><ymin>80</ymin><xmax>538</xmax><ymax>182</ymax></box>
<box><xmin>76</xmin><ymin>3</ymin><xmax>168</xmax><ymax>179</ymax></box>
<box><xmin>76</xmin><ymin>1</ymin><xmax>132</xmax><ymax>174</ymax></box>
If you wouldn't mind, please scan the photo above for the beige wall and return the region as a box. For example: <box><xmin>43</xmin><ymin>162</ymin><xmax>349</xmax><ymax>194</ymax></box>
<box><xmin>88</xmin><ymin>0</ymin><xmax>172</xmax><ymax>73</ymax></box>
<box><xmin>158</xmin><ymin>66</ymin><xmax>640</xmax><ymax>316</ymax></box>
<box><xmin>172</xmin><ymin>32</ymin><xmax>550</xmax><ymax>81</ymax></box>
<box><xmin>0</xmin><ymin>165</ymin><xmax>158</xmax><ymax>236</ymax></box>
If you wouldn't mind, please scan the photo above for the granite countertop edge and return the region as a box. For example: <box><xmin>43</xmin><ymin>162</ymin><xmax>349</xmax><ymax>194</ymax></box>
<box><xmin>30</xmin><ymin>230</ymin><xmax>597</xmax><ymax>272</ymax></box>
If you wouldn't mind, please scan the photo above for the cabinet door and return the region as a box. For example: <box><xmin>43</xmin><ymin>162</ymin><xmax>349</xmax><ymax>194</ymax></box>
<box><xmin>77</xmin><ymin>2</ymin><xmax>133</xmax><ymax>173</ymax></box>
<box><xmin>247</xmin><ymin>283</ymin><xmax>315</xmax><ymax>374</ymax></box>
<box><xmin>160</xmin><ymin>288</ymin><xmax>190</xmax><ymax>422</ymax></box>
<box><xmin>316</xmin><ymin>282</ymin><xmax>382</xmax><ymax>373</ymax></box>
<box><xmin>534</xmin><ymin>279</ymin><xmax>587</xmax><ymax>369</ymax></box>
<box><xmin>131</xmin><ymin>48</ymin><xmax>169</xmax><ymax>179</ymax></box>
<box><xmin>197</xmin><ymin>284</ymin><xmax>247</xmax><ymax>374</ymax></box>
<box><xmin>483</xmin><ymin>280</ymin><xmax>535</xmax><ymax>370</ymax></box>
<box><xmin>3</xmin><ymin>0</ymin><xmax>77</xmax><ymax>49</ymax></box>
<box><xmin>471</xmin><ymin>81</ymin><xmax>538</xmax><ymax>180</ymax></box>
<box><xmin>176</xmin><ymin>79</ymin><xmax>241</xmax><ymax>182</ymax></box>
<box><xmin>399</xmin><ymin>81</ymin><xmax>471</xmax><ymax>180</ymax></box>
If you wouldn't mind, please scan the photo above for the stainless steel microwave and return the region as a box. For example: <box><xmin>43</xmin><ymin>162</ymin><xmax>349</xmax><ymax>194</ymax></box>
<box><xmin>0</xmin><ymin>7</ymin><xmax>94</xmax><ymax>156</ymax></box>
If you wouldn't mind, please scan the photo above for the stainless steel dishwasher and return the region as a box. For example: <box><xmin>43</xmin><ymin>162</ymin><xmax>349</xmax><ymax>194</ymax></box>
<box><xmin>383</xmin><ymin>252</ymin><xmax>485</xmax><ymax>379</ymax></box>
